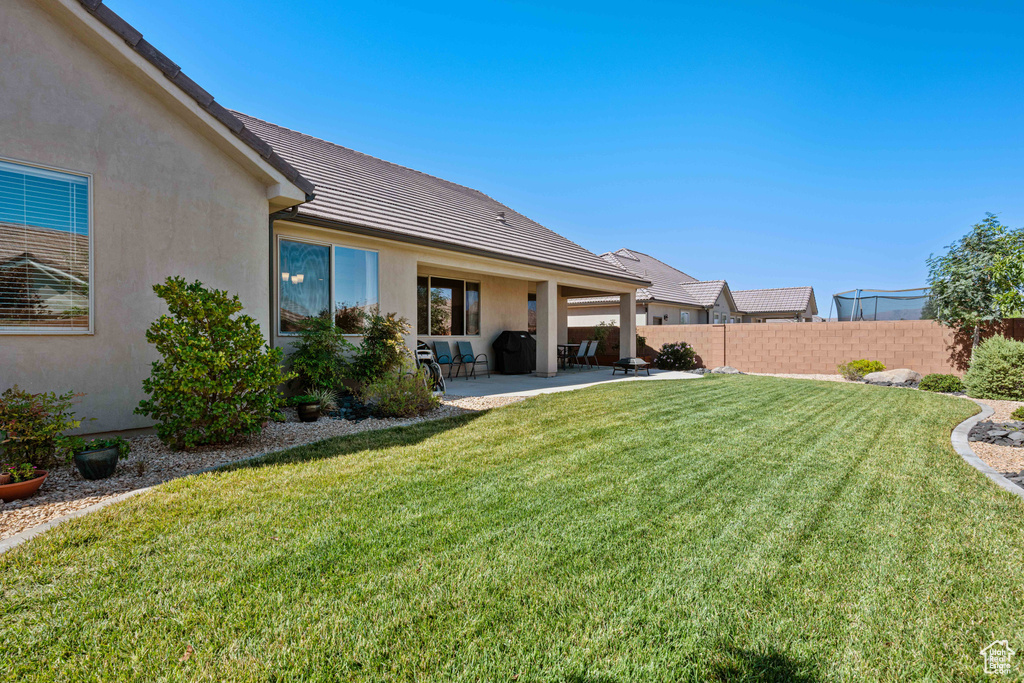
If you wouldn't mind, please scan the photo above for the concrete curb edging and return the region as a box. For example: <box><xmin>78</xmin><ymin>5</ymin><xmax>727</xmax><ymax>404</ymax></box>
<box><xmin>952</xmin><ymin>400</ymin><xmax>1024</xmax><ymax>501</ymax></box>
<box><xmin>0</xmin><ymin>486</ymin><xmax>153</xmax><ymax>555</ymax></box>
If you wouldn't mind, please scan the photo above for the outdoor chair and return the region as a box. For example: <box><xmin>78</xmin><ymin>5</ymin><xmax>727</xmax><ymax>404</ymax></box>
<box><xmin>574</xmin><ymin>341</ymin><xmax>590</xmax><ymax>370</ymax></box>
<box><xmin>585</xmin><ymin>340</ymin><xmax>600</xmax><ymax>369</ymax></box>
<box><xmin>432</xmin><ymin>341</ymin><xmax>463</xmax><ymax>380</ymax></box>
<box><xmin>457</xmin><ymin>341</ymin><xmax>490</xmax><ymax>379</ymax></box>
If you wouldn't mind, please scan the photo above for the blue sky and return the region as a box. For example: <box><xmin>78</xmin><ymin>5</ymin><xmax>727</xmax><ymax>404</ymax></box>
<box><xmin>116</xmin><ymin>0</ymin><xmax>1024</xmax><ymax>313</ymax></box>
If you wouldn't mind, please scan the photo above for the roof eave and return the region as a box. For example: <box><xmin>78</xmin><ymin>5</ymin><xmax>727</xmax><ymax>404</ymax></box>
<box><xmin>288</xmin><ymin>213</ymin><xmax>652</xmax><ymax>287</ymax></box>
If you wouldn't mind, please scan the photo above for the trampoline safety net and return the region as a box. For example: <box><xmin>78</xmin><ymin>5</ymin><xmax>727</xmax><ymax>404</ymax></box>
<box><xmin>831</xmin><ymin>288</ymin><xmax>932</xmax><ymax>321</ymax></box>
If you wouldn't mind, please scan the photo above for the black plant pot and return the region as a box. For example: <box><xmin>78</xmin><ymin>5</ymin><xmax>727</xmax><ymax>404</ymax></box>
<box><xmin>296</xmin><ymin>402</ymin><xmax>321</xmax><ymax>422</ymax></box>
<box><xmin>74</xmin><ymin>447</ymin><xmax>119</xmax><ymax>480</ymax></box>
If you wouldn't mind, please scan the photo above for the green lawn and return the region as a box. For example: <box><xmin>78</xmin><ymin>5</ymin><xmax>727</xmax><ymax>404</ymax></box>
<box><xmin>2</xmin><ymin>376</ymin><xmax>1022</xmax><ymax>681</ymax></box>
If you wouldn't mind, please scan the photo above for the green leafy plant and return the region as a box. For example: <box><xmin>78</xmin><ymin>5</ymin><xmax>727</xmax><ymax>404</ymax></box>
<box><xmin>135</xmin><ymin>277</ymin><xmax>294</xmax><ymax>450</ymax></box>
<box><xmin>592</xmin><ymin>321</ymin><xmax>614</xmax><ymax>354</ymax></box>
<box><xmin>349</xmin><ymin>312</ymin><xmax>412</xmax><ymax>383</ymax></box>
<box><xmin>1</xmin><ymin>462</ymin><xmax>38</xmax><ymax>483</ymax></box>
<box><xmin>359</xmin><ymin>367</ymin><xmax>440</xmax><ymax>418</ymax></box>
<box><xmin>636</xmin><ymin>333</ymin><xmax>648</xmax><ymax>357</ymax></box>
<box><xmin>653</xmin><ymin>342</ymin><xmax>696</xmax><ymax>370</ymax></box>
<box><xmin>927</xmin><ymin>214</ymin><xmax>1023</xmax><ymax>349</ymax></box>
<box><xmin>288</xmin><ymin>312</ymin><xmax>356</xmax><ymax>391</ymax></box>
<box><xmin>0</xmin><ymin>385</ymin><xmax>85</xmax><ymax>468</ymax></box>
<box><xmin>917</xmin><ymin>374</ymin><xmax>965</xmax><ymax>394</ymax></box>
<box><xmin>964</xmin><ymin>335</ymin><xmax>1024</xmax><ymax>400</ymax></box>
<box><xmin>67</xmin><ymin>436</ymin><xmax>131</xmax><ymax>458</ymax></box>
<box><xmin>837</xmin><ymin>360</ymin><xmax>886</xmax><ymax>381</ymax></box>
<box><xmin>309</xmin><ymin>387</ymin><xmax>338</xmax><ymax>412</ymax></box>
<box><xmin>287</xmin><ymin>394</ymin><xmax>320</xmax><ymax>407</ymax></box>
<box><xmin>1011</xmin><ymin>406</ymin><xmax>1024</xmax><ymax>421</ymax></box>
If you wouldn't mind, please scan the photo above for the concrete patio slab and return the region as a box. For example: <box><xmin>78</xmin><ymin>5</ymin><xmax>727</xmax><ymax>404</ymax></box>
<box><xmin>442</xmin><ymin>367</ymin><xmax>703</xmax><ymax>398</ymax></box>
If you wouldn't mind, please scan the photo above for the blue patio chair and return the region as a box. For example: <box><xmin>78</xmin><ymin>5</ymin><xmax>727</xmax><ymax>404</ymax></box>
<box><xmin>432</xmin><ymin>340</ymin><xmax>463</xmax><ymax>379</ymax></box>
<box><xmin>457</xmin><ymin>341</ymin><xmax>490</xmax><ymax>379</ymax></box>
<box><xmin>585</xmin><ymin>340</ymin><xmax>600</xmax><ymax>369</ymax></box>
<box><xmin>574</xmin><ymin>341</ymin><xmax>590</xmax><ymax>370</ymax></box>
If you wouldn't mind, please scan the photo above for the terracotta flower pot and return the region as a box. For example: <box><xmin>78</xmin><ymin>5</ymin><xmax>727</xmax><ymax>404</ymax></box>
<box><xmin>0</xmin><ymin>470</ymin><xmax>48</xmax><ymax>502</ymax></box>
<box><xmin>296</xmin><ymin>402</ymin><xmax>321</xmax><ymax>423</ymax></box>
<box><xmin>74</xmin><ymin>446</ymin><xmax>119</xmax><ymax>480</ymax></box>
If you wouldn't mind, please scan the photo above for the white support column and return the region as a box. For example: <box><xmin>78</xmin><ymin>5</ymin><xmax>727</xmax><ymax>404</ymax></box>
<box><xmin>557</xmin><ymin>291</ymin><xmax>568</xmax><ymax>345</ymax></box>
<box><xmin>536</xmin><ymin>280</ymin><xmax>558</xmax><ymax>377</ymax></box>
<box><xmin>619</xmin><ymin>291</ymin><xmax>637</xmax><ymax>359</ymax></box>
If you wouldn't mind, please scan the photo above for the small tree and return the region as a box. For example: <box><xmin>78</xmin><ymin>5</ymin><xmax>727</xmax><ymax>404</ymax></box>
<box><xmin>289</xmin><ymin>311</ymin><xmax>356</xmax><ymax>391</ymax></box>
<box><xmin>926</xmin><ymin>214</ymin><xmax>1020</xmax><ymax>349</ymax></box>
<box><xmin>135</xmin><ymin>277</ymin><xmax>293</xmax><ymax>450</ymax></box>
<box><xmin>349</xmin><ymin>312</ymin><xmax>412</xmax><ymax>383</ymax></box>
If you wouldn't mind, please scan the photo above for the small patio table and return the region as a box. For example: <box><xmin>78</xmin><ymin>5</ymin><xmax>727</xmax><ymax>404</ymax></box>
<box><xmin>611</xmin><ymin>357</ymin><xmax>650</xmax><ymax>377</ymax></box>
<box><xmin>557</xmin><ymin>343</ymin><xmax>580</xmax><ymax>370</ymax></box>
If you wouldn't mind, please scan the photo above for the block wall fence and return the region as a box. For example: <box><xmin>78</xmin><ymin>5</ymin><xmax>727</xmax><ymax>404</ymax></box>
<box><xmin>568</xmin><ymin>319</ymin><xmax>1024</xmax><ymax>376</ymax></box>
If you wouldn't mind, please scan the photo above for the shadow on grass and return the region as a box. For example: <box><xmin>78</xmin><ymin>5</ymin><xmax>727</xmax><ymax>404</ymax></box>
<box><xmin>704</xmin><ymin>644</ymin><xmax>819</xmax><ymax>683</ymax></box>
<box><xmin>214</xmin><ymin>410</ymin><xmax>487</xmax><ymax>474</ymax></box>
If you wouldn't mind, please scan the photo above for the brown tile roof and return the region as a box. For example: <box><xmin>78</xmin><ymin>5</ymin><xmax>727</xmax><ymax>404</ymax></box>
<box><xmin>569</xmin><ymin>248</ymin><xmax>713</xmax><ymax>306</ymax></box>
<box><xmin>732</xmin><ymin>286</ymin><xmax>816</xmax><ymax>315</ymax></box>
<box><xmin>74</xmin><ymin>1</ymin><xmax>315</xmax><ymax>196</ymax></box>
<box><xmin>235</xmin><ymin>113</ymin><xmax>648</xmax><ymax>285</ymax></box>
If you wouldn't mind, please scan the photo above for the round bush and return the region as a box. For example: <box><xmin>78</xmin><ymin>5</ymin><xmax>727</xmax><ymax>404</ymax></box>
<box><xmin>918</xmin><ymin>373</ymin><xmax>964</xmax><ymax>393</ymax></box>
<box><xmin>964</xmin><ymin>335</ymin><xmax>1024</xmax><ymax>400</ymax></box>
<box><xmin>837</xmin><ymin>359</ymin><xmax>886</xmax><ymax>381</ymax></box>
<box><xmin>653</xmin><ymin>342</ymin><xmax>697</xmax><ymax>371</ymax></box>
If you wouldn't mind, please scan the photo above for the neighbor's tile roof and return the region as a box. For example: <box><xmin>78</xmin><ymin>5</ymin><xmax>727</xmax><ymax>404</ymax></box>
<box><xmin>74</xmin><ymin>1</ymin><xmax>314</xmax><ymax>196</ymax></box>
<box><xmin>234</xmin><ymin>114</ymin><xmax>649</xmax><ymax>285</ymax></box>
<box><xmin>569</xmin><ymin>248</ymin><xmax>712</xmax><ymax>306</ymax></box>
<box><xmin>731</xmin><ymin>286</ymin><xmax>816</xmax><ymax>314</ymax></box>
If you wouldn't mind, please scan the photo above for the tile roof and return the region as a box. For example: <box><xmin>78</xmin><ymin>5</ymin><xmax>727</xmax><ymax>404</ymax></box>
<box><xmin>570</xmin><ymin>248</ymin><xmax>711</xmax><ymax>306</ymax></box>
<box><xmin>74</xmin><ymin>1</ymin><xmax>314</xmax><ymax>196</ymax></box>
<box><xmin>235</xmin><ymin>113</ymin><xmax>648</xmax><ymax>285</ymax></box>
<box><xmin>731</xmin><ymin>286</ymin><xmax>816</xmax><ymax>315</ymax></box>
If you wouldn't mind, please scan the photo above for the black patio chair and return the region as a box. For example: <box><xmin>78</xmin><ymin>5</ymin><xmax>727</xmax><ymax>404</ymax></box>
<box><xmin>585</xmin><ymin>340</ymin><xmax>600</xmax><ymax>369</ymax></box>
<box><xmin>574</xmin><ymin>341</ymin><xmax>590</xmax><ymax>370</ymax></box>
<box><xmin>457</xmin><ymin>341</ymin><xmax>490</xmax><ymax>379</ymax></box>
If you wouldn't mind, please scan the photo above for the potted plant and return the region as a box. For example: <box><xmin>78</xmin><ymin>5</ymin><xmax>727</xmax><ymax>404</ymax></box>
<box><xmin>290</xmin><ymin>395</ymin><xmax>321</xmax><ymax>423</ymax></box>
<box><xmin>69</xmin><ymin>436</ymin><xmax>130</xmax><ymax>480</ymax></box>
<box><xmin>0</xmin><ymin>462</ymin><xmax>48</xmax><ymax>502</ymax></box>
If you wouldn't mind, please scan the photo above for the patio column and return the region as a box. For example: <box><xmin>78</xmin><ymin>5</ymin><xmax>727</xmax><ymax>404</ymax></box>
<box><xmin>619</xmin><ymin>291</ymin><xmax>637</xmax><ymax>358</ymax></box>
<box><xmin>557</xmin><ymin>292</ymin><xmax>568</xmax><ymax>344</ymax></box>
<box><xmin>536</xmin><ymin>280</ymin><xmax>558</xmax><ymax>377</ymax></box>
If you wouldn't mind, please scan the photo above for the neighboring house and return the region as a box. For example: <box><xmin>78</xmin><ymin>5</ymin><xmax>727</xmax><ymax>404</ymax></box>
<box><xmin>567</xmin><ymin>248</ymin><xmax>816</xmax><ymax>325</ymax></box>
<box><xmin>1</xmin><ymin>0</ymin><xmax>649</xmax><ymax>433</ymax></box>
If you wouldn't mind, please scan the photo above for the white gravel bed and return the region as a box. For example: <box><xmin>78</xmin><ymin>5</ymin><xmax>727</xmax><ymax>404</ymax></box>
<box><xmin>0</xmin><ymin>395</ymin><xmax>524</xmax><ymax>540</ymax></box>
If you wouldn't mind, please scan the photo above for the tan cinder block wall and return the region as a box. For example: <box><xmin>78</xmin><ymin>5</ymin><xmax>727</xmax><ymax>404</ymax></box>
<box><xmin>572</xmin><ymin>320</ymin><xmax>1024</xmax><ymax>376</ymax></box>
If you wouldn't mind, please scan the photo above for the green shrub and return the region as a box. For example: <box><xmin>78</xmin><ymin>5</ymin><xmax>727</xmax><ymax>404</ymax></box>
<box><xmin>288</xmin><ymin>312</ymin><xmax>355</xmax><ymax>391</ymax></box>
<box><xmin>1011</xmin><ymin>406</ymin><xmax>1024</xmax><ymax>421</ymax></box>
<box><xmin>135</xmin><ymin>277</ymin><xmax>294</xmax><ymax>450</ymax></box>
<box><xmin>349</xmin><ymin>312</ymin><xmax>412</xmax><ymax>383</ymax></box>
<box><xmin>837</xmin><ymin>359</ymin><xmax>886</xmax><ymax>381</ymax></box>
<box><xmin>359</xmin><ymin>368</ymin><xmax>440</xmax><ymax>418</ymax></box>
<box><xmin>917</xmin><ymin>373</ymin><xmax>965</xmax><ymax>393</ymax></box>
<box><xmin>67</xmin><ymin>435</ymin><xmax>131</xmax><ymax>458</ymax></box>
<box><xmin>964</xmin><ymin>335</ymin><xmax>1024</xmax><ymax>400</ymax></box>
<box><xmin>0</xmin><ymin>385</ymin><xmax>85</xmax><ymax>468</ymax></box>
<box><xmin>653</xmin><ymin>342</ymin><xmax>696</xmax><ymax>370</ymax></box>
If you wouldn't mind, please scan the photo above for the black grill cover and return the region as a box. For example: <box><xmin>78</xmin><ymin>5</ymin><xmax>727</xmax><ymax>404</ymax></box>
<box><xmin>491</xmin><ymin>331</ymin><xmax>536</xmax><ymax>374</ymax></box>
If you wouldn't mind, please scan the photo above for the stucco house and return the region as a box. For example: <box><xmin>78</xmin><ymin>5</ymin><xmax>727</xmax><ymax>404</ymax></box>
<box><xmin>567</xmin><ymin>248</ymin><xmax>816</xmax><ymax>326</ymax></box>
<box><xmin>1</xmin><ymin>0</ymin><xmax>649</xmax><ymax>433</ymax></box>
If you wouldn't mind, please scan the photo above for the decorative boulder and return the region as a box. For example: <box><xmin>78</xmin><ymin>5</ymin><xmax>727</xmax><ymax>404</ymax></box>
<box><xmin>863</xmin><ymin>368</ymin><xmax>922</xmax><ymax>384</ymax></box>
<box><xmin>711</xmin><ymin>366</ymin><xmax>742</xmax><ymax>374</ymax></box>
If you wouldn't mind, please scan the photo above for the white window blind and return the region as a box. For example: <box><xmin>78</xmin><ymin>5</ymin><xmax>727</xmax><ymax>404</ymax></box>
<box><xmin>0</xmin><ymin>160</ymin><xmax>90</xmax><ymax>331</ymax></box>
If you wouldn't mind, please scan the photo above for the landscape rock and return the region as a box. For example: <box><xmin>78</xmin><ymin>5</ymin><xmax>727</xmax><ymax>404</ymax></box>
<box><xmin>969</xmin><ymin>420</ymin><xmax>1024</xmax><ymax>447</ymax></box>
<box><xmin>711</xmin><ymin>366</ymin><xmax>743</xmax><ymax>374</ymax></box>
<box><xmin>863</xmin><ymin>369</ymin><xmax>923</xmax><ymax>384</ymax></box>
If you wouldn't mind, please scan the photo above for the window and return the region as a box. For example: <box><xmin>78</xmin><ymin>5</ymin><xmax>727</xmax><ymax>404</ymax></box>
<box><xmin>681</xmin><ymin>311</ymin><xmax>690</xmax><ymax>324</ymax></box>
<box><xmin>416</xmin><ymin>275</ymin><xmax>481</xmax><ymax>336</ymax></box>
<box><xmin>0</xmin><ymin>159</ymin><xmax>91</xmax><ymax>332</ymax></box>
<box><xmin>527</xmin><ymin>293</ymin><xmax>537</xmax><ymax>334</ymax></box>
<box><xmin>278</xmin><ymin>238</ymin><xmax>378</xmax><ymax>334</ymax></box>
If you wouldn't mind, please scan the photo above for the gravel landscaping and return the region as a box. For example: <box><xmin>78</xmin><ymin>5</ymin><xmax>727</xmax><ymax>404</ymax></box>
<box><xmin>0</xmin><ymin>394</ymin><xmax>523</xmax><ymax>541</ymax></box>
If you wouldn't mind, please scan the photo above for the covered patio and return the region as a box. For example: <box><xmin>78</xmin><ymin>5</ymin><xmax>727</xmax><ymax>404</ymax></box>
<box><xmin>439</xmin><ymin>367</ymin><xmax>702</xmax><ymax>398</ymax></box>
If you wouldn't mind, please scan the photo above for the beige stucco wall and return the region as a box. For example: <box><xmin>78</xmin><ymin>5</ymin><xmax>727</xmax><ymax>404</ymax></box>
<box><xmin>1</xmin><ymin>0</ymin><xmax>275</xmax><ymax>432</ymax></box>
<box><xmin>568</xmin><ymin>302</ymin><xmax>701</xmax><ymax>327</ymax></box>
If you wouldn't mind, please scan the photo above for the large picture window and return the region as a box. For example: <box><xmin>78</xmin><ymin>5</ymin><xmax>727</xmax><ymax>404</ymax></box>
<box><xmin>416</xmin><ymin>276</ymin><xmax>481</xmax><ymax>336</ymax></box>
<box><xmin>278</xmin><ymin>238</ymin><xmax>378</xmax><ymax>334</ymax></box>
<box><xmin>0</xmin><ymin>159</ymin><xmax>91</xmax><ymax>332</ymax></box>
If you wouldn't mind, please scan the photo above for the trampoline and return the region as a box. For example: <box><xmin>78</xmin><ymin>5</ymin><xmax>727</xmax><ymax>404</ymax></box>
<box><xmin>830</xmin><ymin>288</ymin><xmax>932</xmax><ymax>321</ymax></box>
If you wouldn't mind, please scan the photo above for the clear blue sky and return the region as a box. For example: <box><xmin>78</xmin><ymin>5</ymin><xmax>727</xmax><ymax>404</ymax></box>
<box><xmin>115</xmin><ymin>0</ymin><xmax>1024</xmax><ymax>313</ymax></box>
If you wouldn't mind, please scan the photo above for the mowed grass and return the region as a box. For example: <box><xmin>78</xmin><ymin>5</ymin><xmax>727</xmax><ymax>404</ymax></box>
<box><xmin>2</xmin><ymin>375</ymin><xmax>1022</xmax><ymax>682</ymax></box>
